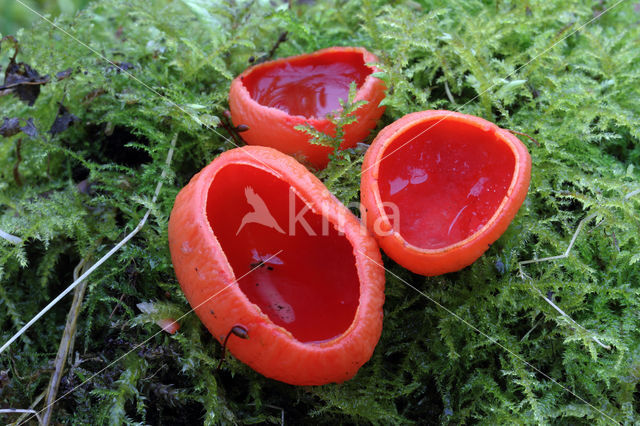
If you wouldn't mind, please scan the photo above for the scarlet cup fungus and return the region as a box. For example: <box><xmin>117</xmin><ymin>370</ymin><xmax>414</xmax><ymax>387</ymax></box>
<box><xmin>360</xmin><ymin>110</ymin><xmax>531</xmax><ymax>276</ymax></box>
<box><xmin>228</xmin><ymin>47</ymin><xmax>386</xmax><ymax>169</ymax></box>
<box><xmin>168</xmin><ymin>146</ymin><xmax>385</xmax><ymax>385</ymax></box>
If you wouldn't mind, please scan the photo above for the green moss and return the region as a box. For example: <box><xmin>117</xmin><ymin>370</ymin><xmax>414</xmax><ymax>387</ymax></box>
<box><xmin>0</xmin><ymin>0</ymin><xmax>639</xmax><ymax>424</ymax></box>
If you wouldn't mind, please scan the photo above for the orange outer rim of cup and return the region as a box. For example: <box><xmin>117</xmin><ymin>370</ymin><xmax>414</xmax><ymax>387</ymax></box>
<box><xmin>169</xmin><ymin>146</ymin><xmax>385</xmax><ymax>385</ymax></box>
<box><xmin>229</xmin><ymin>46</ymin><xmax>386</xmax><ymax>170</ymax></box>
<box><xmin>360</xmin><ymin>110</ymin><xmax>532</xmax><ymax>276</ymax></box>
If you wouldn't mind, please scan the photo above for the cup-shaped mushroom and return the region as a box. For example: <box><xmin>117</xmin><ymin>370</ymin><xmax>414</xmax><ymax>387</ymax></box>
<box><xmin>168</xmin><ymin>146</ymin><xmax>385</xmax><ymax>385</ymax></box>
<box><xmin>229</xmin><ymin>47</ymin><xmax>386</xmax><ymax>170</ymax></box>
<box><xmin>360</xmin><ymin>110</ymin><xmax>531</xmax><ymax>276</ymax></box>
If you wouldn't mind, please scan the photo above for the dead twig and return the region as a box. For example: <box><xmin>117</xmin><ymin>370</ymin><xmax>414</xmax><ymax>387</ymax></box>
<box><xmin>518</xmin><ymin>213</ymin><xmax>611</xmax><ymax>350</ymax></box>
<box><xmin>41</xmin><ymin>256</ymin><xmax>94</xmax><ymax>425</ymax></box>
<box><xmin>519</xmin><ymin>213</ymin><xmax>596</xmax><ymax>269</ymax></box>
<box><xmin>266</xmin><ymin>31</ymin><xmax>288</xmax><ymax>61</ymax></box>
<box><xmin>624</xmin><ymin>188</ymin><xmax>640</xmax><ymax>200</ymax></box>
<box><xmin>247</xmin><ymin>403</ymin><xmax>285</xmax><ymax>426</ymax></box>
<box><xmin>0</xmin><ymin>133</ymin><xmax>177</xmax><ymax>354</ymax></box>
<box><xmin>444</xmin><ymin>80</ymin><xmax>455</xmax><ymax>104</ymax></box>
<box><xmin>252</xmin><ymin>31</ymin><xmax>289</xmax><ymax>64</ymax></box>
<box><xmin>108</xmin><ymin>293</ymin><xmax>127</xmax><ymax>320</ymax></box>
<box><xmin>6</xmin><ymin>391</ymin><xmax>45</xmax><ymax>426</ymax></box>
<box><xmin>1</xmin><ymin>409</ymin><xmax>42</xmax><ymax>426</ymax></box>
<box><xmin>0</xmin><ymin>229</ymin><xmax>22</xmax><ymax>245</ymax></box>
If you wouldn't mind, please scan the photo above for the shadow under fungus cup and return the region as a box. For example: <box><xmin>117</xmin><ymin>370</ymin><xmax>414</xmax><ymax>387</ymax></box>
<box><xmin>361</xmin><ymin>110</ymin><xmax>532</xmax><ymax>276</ymax></box>
<box><xmin>228</xmin><ymin>46</ymin><xmax>386</xmax><ymax>169</ymax></box>
<box><xmin>168</xmin><ymin>146</ymin><xmax>385</xmax><ymax>385</ymax></box>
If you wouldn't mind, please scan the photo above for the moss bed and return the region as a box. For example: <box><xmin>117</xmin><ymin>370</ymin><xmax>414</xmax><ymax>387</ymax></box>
<box><xmin>0</xmin><ymin>0</ymin><xmax>639</xmax><ymax>423</ymax></box>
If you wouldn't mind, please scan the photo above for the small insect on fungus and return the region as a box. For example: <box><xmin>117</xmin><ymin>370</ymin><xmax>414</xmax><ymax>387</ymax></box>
<box><xmin>217</xmin><ymin>325</ymin><xmax>249</xmax><ymax>370</ymax></box>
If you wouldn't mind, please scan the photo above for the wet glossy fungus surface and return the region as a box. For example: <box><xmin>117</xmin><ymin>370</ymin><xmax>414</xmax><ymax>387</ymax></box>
<box><xmin>378</xmin><ymin>120</ymin><xmax>516</xmax><ymax>249</ymax></box>
<box><xmin>207</xmin><ymin>164</ymin><xmax>360</xmax><ymax>343</ymax></box>
<box><xmin>242</xmin><ymin>51</ymin><xmax>371</xmax><ymax>119</ymax></box>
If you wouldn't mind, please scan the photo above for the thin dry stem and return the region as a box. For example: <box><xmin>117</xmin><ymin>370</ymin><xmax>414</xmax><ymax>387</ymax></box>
<box><xmin>624</xmin><ymin>188</ymin><xmax>640</xmax><ymax>200</ymax></box>
<box><xmin>0</xmin><ymin>409</ymin><xmax>42</xmax><ymax>426</ymax></box>
<box><xmin>518</xmin><ymin>213</ymin><xmax>611</xmax><ymax>350</ymax></box>
<box><xmin>0</xmin><ymin>229</ymin><xmax>22</xmax><ymax>245</ymax></box>
<box><xmin>357</xmin><ymin>248</ymin><xmax>619</xmax><ymax>424</ymax></box>
<box><xmin>22</xmin><ymin>251</ymin><xmax>283</xmax><ymax>425</ymax></box>
<box><xmin>6</xmin><ymin>391</ymin><xmax>44</xmax><ymax>426</ymax></box>
<box><xmin>41</xmin><ymin>257</ymin><xmax>93</xmax><ymax>425</ymax></box>
<box><xmin>0</xmin><ymin>133</ymin><xmax>177</xmax><ymax>354</ymax></box>
<box><xmin>444</xmin><ymin>80</ymin><xmax>455</xmax><ymax>104</ymax></box>
<box><xmin>248</xmin><ymin>403</ymin><xmax>284</xmax><ymax>425</ymax></box>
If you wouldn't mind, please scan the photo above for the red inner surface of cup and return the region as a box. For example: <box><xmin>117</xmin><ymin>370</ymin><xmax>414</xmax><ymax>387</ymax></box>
<box><xmin>377</xmin><ymin>119</ymin><xmax>516</xmax><ymax>249</ymax></box>
<box><xmin>207</xmin><ymin>164</ymin><xmax>360</xmax><ymax>343</ymax></box>
<box><xmin>242</xmin><ymin>51</ymin><xmax>371</xmax><ymax>119</ymax></box>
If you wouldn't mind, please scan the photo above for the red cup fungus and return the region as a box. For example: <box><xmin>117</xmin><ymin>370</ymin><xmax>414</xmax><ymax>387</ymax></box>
<box><xmin>360</xmin><ymin>110</ymin><xmax>531</xmax><ymax>276</ymax></box>
<box><xmin>168</xmin><ymin>146</ymin><xmax>385</xmax><ymax>385</ymax></box>
<box><xmin>228</xmin><ymin>46</ymin><xmax>386</xmax><ymax>169</ymax></box>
